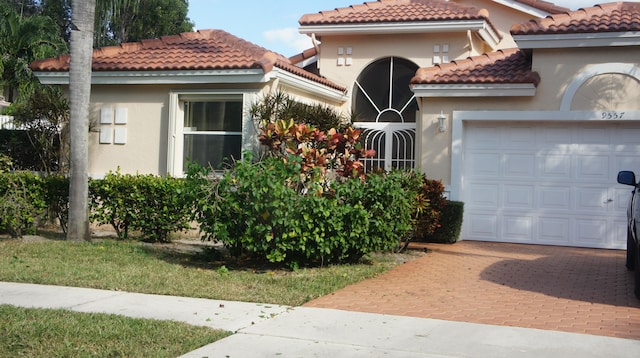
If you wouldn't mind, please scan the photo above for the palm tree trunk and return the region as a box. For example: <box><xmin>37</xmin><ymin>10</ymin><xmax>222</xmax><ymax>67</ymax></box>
<box><xmin>67</xmin><ymin>0</ymin><xmax>96</xmax><ymax>241</ymax></box>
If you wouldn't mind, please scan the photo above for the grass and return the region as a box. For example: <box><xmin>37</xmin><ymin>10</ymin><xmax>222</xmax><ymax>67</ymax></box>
<box><xmin>0</xmin><ymin>305</ymin><xmax>230</xmax><ymax>357</ymax></box>
<box><xmin>0</xmin><ymin>237</ymin><xmax>415</xmax><ymax>306</ymax></box>
<box><xmin>0</xmin><ymin>236</ymin><xmax>417</xmax><ymax>356</ymax></box>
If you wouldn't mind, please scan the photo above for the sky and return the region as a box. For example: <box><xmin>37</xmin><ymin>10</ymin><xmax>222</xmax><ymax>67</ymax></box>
<box><xmin>187</xmin><ymin>0</ymin><xmax>635</xmax><ymax>57</ymax></box>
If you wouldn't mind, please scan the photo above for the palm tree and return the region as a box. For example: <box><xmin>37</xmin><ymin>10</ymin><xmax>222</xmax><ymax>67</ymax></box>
<box><xmin>67</xmin><ymin>0</ymin><xmax>96</xmax><ymax>241</ymax></box>
<box><xmin>0</xmin><ymin>3</ymin><xmax>67</xmax><ymax>102</ymax></box>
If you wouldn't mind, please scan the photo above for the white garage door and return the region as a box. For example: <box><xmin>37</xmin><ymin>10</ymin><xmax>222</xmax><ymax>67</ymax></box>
<box><xmin>462</xmin><ymin>121</ymin><xmax>640</xmax><ymax>249</ymax></box>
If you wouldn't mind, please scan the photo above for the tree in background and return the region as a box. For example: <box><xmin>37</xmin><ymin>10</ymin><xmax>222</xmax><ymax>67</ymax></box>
<box><xmin>67</xmin><ymin>0</ymin><xmax>96</xmax><ymax>242</ymax></box>
<box><xmin>37</xmin><ymin>0</ymin><xmax>193</xmax><ymax>48</ymax></box>
<box><xmin>94</xmin><ymin>0</ymin><xmax>193</xmax><ymax>47</ymax></box>
<box><xmin>0</xmin><ymin>2</ymin><xmax>67</xmax><ymax>102</ymax></box>
<box><xmin>2</xmin><ymin>0</ymin><xmax>40</xmax><ymax>17</ymax></box>
<box><xmin>3</xmin><ymin>85</ymin><xmax>70</xmax><ymax>174</ymax></box>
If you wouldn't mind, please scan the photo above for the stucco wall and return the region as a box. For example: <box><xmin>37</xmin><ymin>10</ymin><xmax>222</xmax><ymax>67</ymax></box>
<box><xmin>88</xmin><ymin>85</ymin><xmax>169</xmax><ymax>177</ymax></box>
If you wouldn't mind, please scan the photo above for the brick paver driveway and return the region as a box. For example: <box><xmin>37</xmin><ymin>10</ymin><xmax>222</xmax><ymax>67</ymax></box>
<box><xmin>305</xmin><ymin>241</ymin><xmax>640</xmax><ymax>340</ymax></box>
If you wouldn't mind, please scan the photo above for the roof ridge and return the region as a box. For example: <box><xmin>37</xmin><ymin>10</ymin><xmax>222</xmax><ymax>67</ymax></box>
<box><xmin>299</xmin><ymin>0</ymin><xmax>489</xmax><ymax>25</ymax></box>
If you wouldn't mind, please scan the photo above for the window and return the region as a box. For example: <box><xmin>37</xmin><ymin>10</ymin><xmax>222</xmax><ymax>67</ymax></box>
<box><xmin>168</xmin><ymin>91</ymin><xmax>253</xmax><ymax>176</ymax></box>
<box><xmin>353</xmin><ymin>57</ymin><xmax>419</xmax><ymax>123</ymax></box>
<box><xmin>183</xmin><ymin>99</ymin><xmax>242</xmax><ymax>170</ymax></box>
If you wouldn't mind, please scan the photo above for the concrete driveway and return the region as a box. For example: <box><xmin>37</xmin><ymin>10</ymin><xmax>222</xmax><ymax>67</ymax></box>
<box><xmin>305</xmin><ymin>241</ymin><xmax>640</xmax><ymax>340</ymax></box>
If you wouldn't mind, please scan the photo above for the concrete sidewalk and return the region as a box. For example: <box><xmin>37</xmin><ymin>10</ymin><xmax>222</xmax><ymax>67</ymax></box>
<box><xmin>1</xmin><ymin>282</ymin><xmax>639</xmax><ymax>357</ymax></box>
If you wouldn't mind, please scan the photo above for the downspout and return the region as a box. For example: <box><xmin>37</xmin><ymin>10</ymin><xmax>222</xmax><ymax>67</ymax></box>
<box><xmin>466</xmin><ymin>30</ymin><xmax>475</xmax><ymax>57</ymax></box>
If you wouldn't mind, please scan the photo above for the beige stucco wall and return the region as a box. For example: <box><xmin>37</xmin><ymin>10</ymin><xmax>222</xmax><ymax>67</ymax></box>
<box><xmin>417</xmin><ymin>46</ymin><xmax>640</xmax><ymax>185</ymax></box>
<box><xmin>84</xmin><ymin>80</ymin><xmax>344</xmax><ymax>177</ymax></box>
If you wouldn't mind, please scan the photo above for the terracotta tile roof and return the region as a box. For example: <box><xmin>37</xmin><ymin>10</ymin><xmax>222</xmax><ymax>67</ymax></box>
<box><xmin>410</xmin><ymin>48</ymin><xmax>540</xmax><ymax>85</ymax></box>
<box><xmin>511</xmin><ymin>2</ymin><xmax>640</xmax><ymax>35</ymax></box>
<box><xmin>289</xmin><ymin>47</ymin><xmax>319</xmax><ymax>66</ymax></box>
<box><xmin>30</xmin><ymin>29</ymin><xmax>346</xmax><ymax>92</ymax></box>
<box><xmin>299</xmin><ymin>0</ymin><xmax>492</xmax><ymax>25</ymax></box>
<box><xmin>513</xmin><ymin>0</ymin><xmax>570</xmax><ymax>14</ymax></box>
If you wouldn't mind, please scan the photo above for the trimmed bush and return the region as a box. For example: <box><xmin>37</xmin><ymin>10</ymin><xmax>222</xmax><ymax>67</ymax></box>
<box><xmin>421</xmin><ymin>201</ymin><xmax>464</xmax><ymax>244</ymax></box>
<box><xmin>0</xmin><ymin>171</ymin><xmax>46</xmax><ymax>237</ymax></box>
<box><xmin>89</xmin><ymin>171</ymin><xmax>192</xmax><ymax>242</ymax></box>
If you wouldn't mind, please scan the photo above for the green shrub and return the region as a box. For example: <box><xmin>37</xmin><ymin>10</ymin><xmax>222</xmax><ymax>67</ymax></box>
<box><xmin>0</xmin><ymin>153</ymin><xmax>12</xmax><ymax>173</ymax></box>
<box><xmin>421</xmin><ymin>201</ymin><xmax>464</xmax><ymax>244</ymax></box>
<box><xmin>335</xmin><ymin>170</ymin><xmax>419</xmax><ymax>253</ymax></box>
<box><xmin>186</xmin><ymin>157</ymin><xmax>414</xmax><ymax>267</ymax></box>
<box><xmin>0</xmin><ymin>171</ymin><xmax>46</xmax><ymax>237</ymax></box>
<box><xmin>89</xmin><ymin>171</ymin><xmax>191</xmax><ymax>242</ymax></box>
<box><xmin>43</xmin><ymin>174</ymin><xmax>69</xmax><ymax>233</ymax></box>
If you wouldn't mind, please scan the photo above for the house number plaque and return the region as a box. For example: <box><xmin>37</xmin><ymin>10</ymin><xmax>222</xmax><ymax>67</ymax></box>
<box><xmin>601</xmin><ymin>111</ymin><xmax>625</xmax><ymax>120</ymax></box>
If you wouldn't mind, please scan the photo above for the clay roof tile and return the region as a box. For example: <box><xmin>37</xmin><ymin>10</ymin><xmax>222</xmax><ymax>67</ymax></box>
<box><xmin>411</xmin><ymin>48</ymin><xmax>540</xmax><ymax>86</ymax></box>
<box><xmin>29</xmin><ymin>29</ymin><xmax>346</xmax><ymax>92</ymax></box>
<box><xmin>511</xmin><ymin>2</ymin><xmax>640</xmax><ymax>35</ymax></box>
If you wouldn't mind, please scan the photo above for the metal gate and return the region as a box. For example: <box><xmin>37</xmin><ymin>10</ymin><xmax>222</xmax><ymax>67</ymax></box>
<box><xmin>355</xmin><ymin>122</ymin><xmax>416</xmax><ymax>172</ymax></box>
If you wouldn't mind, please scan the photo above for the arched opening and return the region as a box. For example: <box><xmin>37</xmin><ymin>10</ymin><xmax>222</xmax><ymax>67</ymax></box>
<box><xmin>352</xmin><ymin>57</ymin><xmax>419</xmax><ymax>171</ymax></box>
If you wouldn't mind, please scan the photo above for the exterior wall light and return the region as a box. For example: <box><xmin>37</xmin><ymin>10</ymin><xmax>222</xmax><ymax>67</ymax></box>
<box><xmin>437</xmin><ymin>111</ymin><xmax>447</xmax><ymax>132</ymax></box>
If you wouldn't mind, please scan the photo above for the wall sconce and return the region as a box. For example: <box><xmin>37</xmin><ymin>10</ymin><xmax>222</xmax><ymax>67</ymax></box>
<box><xmin>437</xmin><ymin>111</ymin><xmax>447</xmax><ymax>132</ymax></box>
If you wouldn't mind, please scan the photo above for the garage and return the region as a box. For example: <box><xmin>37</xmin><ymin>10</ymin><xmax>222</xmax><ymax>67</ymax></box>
<box><xmin>461</xmin><ymin>120</ymin><xmax>640</xmax><ymax>249</ymax></box>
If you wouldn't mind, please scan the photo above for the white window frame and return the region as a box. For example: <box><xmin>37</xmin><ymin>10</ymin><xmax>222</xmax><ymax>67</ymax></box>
<box><xmin>167</xmin><ymin>90</ymin><xmax>259</xmax><ymax>176</ymax></box>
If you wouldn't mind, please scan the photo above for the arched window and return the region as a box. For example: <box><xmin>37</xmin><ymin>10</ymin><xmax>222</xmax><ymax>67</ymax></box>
<box><xmin>353</xmin><ymin>57</ymin><xmax>419</xmax><ymax>171</ymax></box>
<box><xmin>353</xmin><ymin>57</ymin><xmax>419</xmax><ymax>123</ymax></box>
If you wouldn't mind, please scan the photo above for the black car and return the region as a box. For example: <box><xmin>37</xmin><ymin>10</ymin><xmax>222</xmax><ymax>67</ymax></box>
<box><xmin>617</xmin><ymin>170</ymin><xmax>640</xmax><ymax>299</ymax></box>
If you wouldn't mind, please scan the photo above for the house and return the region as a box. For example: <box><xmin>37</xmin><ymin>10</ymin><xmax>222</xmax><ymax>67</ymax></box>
<box><xmin>30</xmin><ymin>0</ymin><xmax>640</xmax><ymax>250</ymax></box>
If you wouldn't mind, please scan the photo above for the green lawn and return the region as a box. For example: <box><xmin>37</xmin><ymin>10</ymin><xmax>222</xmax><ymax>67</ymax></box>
<box><xmin>0</xmin><ymin>305</ymin><xmax>230</xmax><ymax>357</ymax></box>
<box><xmin>0</xmin><ymin>236</ymin><xmax>416</xmax><ymax>357</ymax></box>
<box><xmin>0</xmin><ymin>238</ymin><xmax>410</xmax><ymax>306</ymax></box>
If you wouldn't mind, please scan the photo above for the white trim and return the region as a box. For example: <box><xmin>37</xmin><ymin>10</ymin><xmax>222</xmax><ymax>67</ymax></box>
<box><xmin>513</xmin><ymin>32</ymin><xmax>640</xmax><ymax>49</ymax></box>
<box><xmin>412</xmin><ymin>83</ymin><xmax>536</xmax><ymax>97</ymax></box>
<box><xmin>35</xmin><ymin>69</ymin><xmax>266</xmax><ymax>85</ymax></box>
<box><xmin>560</xmin><ymin>63</ymin><xmax>640</xmax><ymax>111</ymax></box>
<box><xmin>449</xmin><ymin>110</ymin><xmax>640</xmax><ymax>201</ymax></box>
<box><xmin>294</xmin><ymin>55</ymin><xmax>318</xmax><ymax>69</ymax></box>
<box><xmin>269</xmin><ymin>67</ymin><xmax>348</xmax><ymax>103</ymax></box>
<box><xmin>167</xmin><ymin>89</ymin><xmax>260</xmax><ymax>177</ymax></box>
<box><xmin>301</xmin><ymin>20</ymin><xmax>494</xmax><ymax>37</ymax></box>
<box><xmin>490</xmin><ymin>0</ymin><xmax>552</xmax><ymax>18</ymax></box>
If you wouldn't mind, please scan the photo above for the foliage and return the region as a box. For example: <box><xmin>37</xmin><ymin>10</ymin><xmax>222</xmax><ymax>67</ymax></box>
<box><xmin>89</xmin><ymin>170</ymin><xmax>192</xmax><ymax>242</ymax></box>
<box><xmin>0</xmin><ymin>153</ymin><xmax>12</xmax><ymax>173</ymax></box>
<box><xmin>187</xmin><ymin>158</ymin><xmax>417</xmax><ymax>267</ymax></box>
<box><xmin>258</xmin><ymin>118</ymin><xmax>375</xmax><ymax>180</ymax></box>
<box><xmin>335</xmin><ymin>170</ymin><xmax>421</xmax><ymax>253</ymax></box>
<box><xmin>0</xmin><ymin>2</ymin><xmax>67</xmax><ymax>102</ymax></box>
<box><xmin>0</xmin><ymin>130</ymin><xmax>32</xmax><ymax>171</ymax></box>
<box><xmin>420</xmin><ymin>201</ymin><xmax>464</xmax><ymax>244</ymax></box>
<box><xmin>4</xmin><ymin>84</ymin><xmax>70</xmax><ymax>174</ymax></box>
<box><xmin>43</xmin><ymin>174</ymin><xmax>70</xmax><ymax>233</ymax></box>
<box><xmin>0</xmin><ymin>171</ymin><xmax>46</xmax><ymax>237</ymax></box>
<box><xmin>250</xmin><ymin>91</ymin><xmax>350</xmax><ymax>133</ymax></box>
<box><xmin>413</xmin><ymin>174</ymin><xmax>447</xmax><ymax>239</ymax></box>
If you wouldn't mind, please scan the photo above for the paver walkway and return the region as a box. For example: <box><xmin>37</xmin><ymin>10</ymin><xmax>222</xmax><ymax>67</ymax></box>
<box><xmin>305</xmin><ymin>241</ymin><xmax>640</xmax><ymax>340</ymax></box>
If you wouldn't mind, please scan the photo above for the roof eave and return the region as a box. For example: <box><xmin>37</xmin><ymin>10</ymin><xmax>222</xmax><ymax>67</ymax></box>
<box><xmin>300</xmin><ymin>20</ymin><xmax>495</xmax><ymax>37</ymax></box>
<box><xmin>34</xmin><ymin>69</ymin><xmax>268</xmax><ymax>85</ymax></box>
<box><xmin>411</xmin><ymin>83</ymin><xmax>537</xmax><ymax>97</ymax></box>
<box><xmin>269</xmin><ymin>67</ymin><xmax>348</xmax><ymax>103</ymax></box>
<box><xmin>513</xmin><ymin>31</ymin><xmax>640</xmax><ymax>48</ymax></box>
